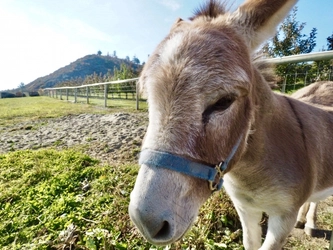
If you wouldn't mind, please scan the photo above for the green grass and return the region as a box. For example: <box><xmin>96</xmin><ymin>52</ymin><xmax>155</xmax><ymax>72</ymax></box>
<box><xmin>0</xmin><ymin>97</ymin><xmax>104</xmax><ymax>126</ymax></box>
<box><xmin>62</xmin><ymin>94</ymin><xmax>148</xmax><ymax>110</ymax></box>
<box><xmin>0</xmin><ymin>149</ymin><xmax>243</xmax><ymax>250</ymax></box>
<box><xmin>0</xmin><ymin>149</ymin><xmax>137</xmax><ymax>249</ymax></box>
<box><xmin>0</xmin><ymin>96</ymin><xmax>147</xmax><ymax>126</ymax></box>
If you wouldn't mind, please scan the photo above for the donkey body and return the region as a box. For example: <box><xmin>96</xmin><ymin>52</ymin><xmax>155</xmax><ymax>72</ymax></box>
<box><xmin>292</xmin><ymin>81</ymin><xmax>333</xmax><ymax>107</ymax></box>
<box><xmin>129</xmin><ymin>0</ymin><xmax>333</xmax><ymax>249</ymax></box>
<box><xmin>292</xmin><ymin>81</ymin><xmax>333</xmax><ymax>235</ymax></box>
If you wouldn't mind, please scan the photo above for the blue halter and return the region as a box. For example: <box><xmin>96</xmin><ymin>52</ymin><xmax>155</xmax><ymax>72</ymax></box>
<box><xmin>139</xmin><ymin>137</ymin><xmax>242</xmax><ymax>191</ymax></box>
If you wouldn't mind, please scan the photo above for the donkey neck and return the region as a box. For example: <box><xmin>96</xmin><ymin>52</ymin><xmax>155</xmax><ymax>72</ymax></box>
<box><xmin>237</xmin><ymin>64</ymin><xmax>298</xmax><ymax>167</ymax></box>
<box><xmin>242</xmin><ymin>65</ymin><xmax>277</xmax><ymax>159</ymax></box>
<box><xmin>224</xmin><ymin>66</ymin><xmax>314</xmax><ymax>202</ymax></box>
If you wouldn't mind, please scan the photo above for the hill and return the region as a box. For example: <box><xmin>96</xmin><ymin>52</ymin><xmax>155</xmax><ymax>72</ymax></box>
<box><xmin>24</xmin><ymin>55</ymin><xmax>140</xmax><ymax>91</ymax></box>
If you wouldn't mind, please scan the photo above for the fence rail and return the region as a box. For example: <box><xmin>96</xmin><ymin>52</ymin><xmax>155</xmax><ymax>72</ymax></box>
<box><xmin>44</xmin><ymin>51</ymin><xmax>333</xmax><ymax>107</ymax></box>
<box><xmin>266</xmin><ymin>51</ymin><xmax>333</xmax><ymax>93</ymax></box>
<box><xmin>44</xmin><ymin>78</ymin><xmax>140</xmax><ymax>109</ymax></box>
<box><xmin>266</xmin><ymin>50</ymin><xmax>333</xmax><ymax>65</ymax></box>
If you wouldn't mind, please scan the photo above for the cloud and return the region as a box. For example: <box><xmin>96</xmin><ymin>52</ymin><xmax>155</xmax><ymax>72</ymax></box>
<box><xmin>158</xmin><ymin>0</ymin><xmax>181</xmax><ymax>11</ymax></box>
<box><xmin>0</xmin><ymin>7</ymin><xmax>94</xmax><ymax>90</ymax></box>
<box><xmin>27</xmin><ymin>6</ymin><xmax>113</xmax><ymax>43</ymax></box>
<box><xmin>58</xmin><ymin>17</ymin><xmax>114</xmax><ymax>43</ymax></box>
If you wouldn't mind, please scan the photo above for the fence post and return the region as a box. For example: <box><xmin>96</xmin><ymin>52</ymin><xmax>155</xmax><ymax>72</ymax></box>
<box><xmin>136</xmin><ymin>80</ymin><xmax>139</xmax><ymax>110</ymax></box>
<box><xmin>86</xmin><ymin>86</ymin><xmax>89</xmax><ymax>104</ymax></box>
<box><xmin>60</xmin><ymin>89</ymin><xmax>62</xmax><ymax>100</ymax></box>
<box><xmin>56</xmin><ymin>90</ymin><xmax>58</xmax><ymax>99</ymax></box>
<box><xmin>104</xmin><ymin>84</ymin><xmax>108</xmax><ymax>107</ymax></box>
<box><xmin>74</xmin><ymin>88</ymin><xmax>77</xmax><ymax>103</ymax></box>
<box><xmin>281</xmin><ymin>77</ymin><xmax>287</xmax><ymax>93</ymax></box>
<box><xmin>66</xmin><ymin>89</ymin><xmax>69</xmax><ymax>100</ymax></box>
<box><xmin>304</xmin><ymin>72</ymin><xmax>308</xmax><ymax>86</ymax></box>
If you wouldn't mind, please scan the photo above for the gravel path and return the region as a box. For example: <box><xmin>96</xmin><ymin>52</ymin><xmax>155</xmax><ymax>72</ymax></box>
<box><xmin>0</xmin><ymin>112</ymin><xmax>148</xmax><ymax>164</ymax></box>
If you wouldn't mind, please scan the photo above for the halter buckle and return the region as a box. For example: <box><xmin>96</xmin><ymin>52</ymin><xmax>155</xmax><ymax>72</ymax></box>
<box><xmin>209</xmin><ymin>162</ymin><xmax>225</xmax><ymax>191</ymax></box>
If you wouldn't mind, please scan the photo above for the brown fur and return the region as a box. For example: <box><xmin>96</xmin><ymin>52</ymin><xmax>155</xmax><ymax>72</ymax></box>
<box><xmin>292</xmin><ymin>81</ymin><xmax>333</xmax><ymax>106</ymax></box>
<box><xmin>292</xmin><ymin>82</ymin><xmax>333</xmax><ymax>234</ymax></box>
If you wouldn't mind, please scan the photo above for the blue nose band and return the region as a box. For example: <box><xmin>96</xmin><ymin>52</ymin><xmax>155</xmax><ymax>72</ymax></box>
<box><xmin>138</xmin><ymin>137</ymin><xmax>242</xmax><ymax>191</ymax></box>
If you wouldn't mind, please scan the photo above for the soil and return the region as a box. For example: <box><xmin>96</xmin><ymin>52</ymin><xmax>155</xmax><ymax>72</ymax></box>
<box><xmin>0</xmin><ymin>113</ymin><xmax>148</xmax><ymax>164</ymax></box>
<box><xmin>0</xmin><ymin>112</ymin><xmax>331</xmax><ymax>249</ymax></box>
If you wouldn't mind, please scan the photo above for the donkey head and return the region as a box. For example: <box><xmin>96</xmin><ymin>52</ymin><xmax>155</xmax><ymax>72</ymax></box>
<box><xmin>129</xmin><ymin>0</ymin><xmax>297</xmax><ymax>245</ymax></box>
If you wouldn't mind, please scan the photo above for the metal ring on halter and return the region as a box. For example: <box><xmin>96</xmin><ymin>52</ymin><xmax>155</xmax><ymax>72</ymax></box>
<box><xmin>209</xmin><ymin>163</ymin><xmax>225</xmax><ymax>191</ymax></box>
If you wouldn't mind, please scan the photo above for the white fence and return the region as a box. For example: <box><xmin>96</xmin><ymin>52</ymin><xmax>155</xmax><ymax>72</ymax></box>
<box><xmin>45</xmin><ymin>78</ymin><xmax>140</xmax><ymax>109</ymax></box>
<box><xmin>266</xmin><ymin>50</ymin><xmax>333</xmax><ymax>65</ymax></box>
<box><xmin>45</xmin><ymin>51</ymin><xmax>333</xmax><ymax>108</ymax></box>
<box><xmin>266</xmin><ymin>51</ymin><xmax>333</xmax><ymax>93</ymax></box>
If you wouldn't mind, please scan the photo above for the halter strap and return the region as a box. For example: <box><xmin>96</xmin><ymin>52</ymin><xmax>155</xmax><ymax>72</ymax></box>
<box><xmin>139</xmin><ymin>137</ymin><xmax>242</xmax><ymax>191</ymax></box>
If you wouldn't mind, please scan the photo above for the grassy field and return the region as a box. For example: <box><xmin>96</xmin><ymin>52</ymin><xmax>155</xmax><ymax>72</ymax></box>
<box><xmin>0</xmin><ymin>97</ymin><xmax>243</xmax><ymax>249</ymax></box>
<box><xmin>0</xmin><ymin>96</ymin><xmax>147</xmax><ymax>126</ymax></box>
<box><xmin>0</xmin><ymin>96</ymin><xmax>105</xmax><ymax>126</ymax></box>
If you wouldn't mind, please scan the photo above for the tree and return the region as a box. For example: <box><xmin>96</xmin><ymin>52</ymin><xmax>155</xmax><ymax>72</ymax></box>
<box><xmin>262</xmin><ymin>7</ymin><xmax>317</xmax><ymax>92</ymax></box>
<box><xmin>327</xmin><ymin>33</ymin><xmax>333</xmax><ymax>50</ymax></box>
<box><xmin>132</xmin><ymin>55</ymin><xmax>140</xmax><ymax>65</ymax></box>
<box><xmin>303</xmin><ymin>33</ymin><xmax>333</xmax><ymax>84</ymax></box>
<box><xmin>263</xmin><ymin>7</ymin><xmax>317</xmax><ymax>57</ymax></box>
<box><xmin>18</xmin><ymin>82</ymin><xmax>25</xmax><ymax>90</ymax></box>
<box><xmin>314</xmin><ymin>33</ymin><xmax>333</xmax><ymax>81</ymax></box>
<box><xmin>113</xmin><ymin>63</ymin><xmax>136</xmax><ymax>80</ymax></box>
<box><xmin>97</xmin><ymin>50</ymin><xmax>102</xmax><ymax>56</ymax></box>
<box><xmin>113</xmin><ymin>63</ymin><xmax>138</xmax><ymax>98</ymax></box>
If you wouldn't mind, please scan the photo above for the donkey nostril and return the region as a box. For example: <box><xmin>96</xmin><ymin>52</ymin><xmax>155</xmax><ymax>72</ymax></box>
<box><xmin>154</xmin><ymin>221</ymin><xmax>171</xmax><ymax>240</ymax></box>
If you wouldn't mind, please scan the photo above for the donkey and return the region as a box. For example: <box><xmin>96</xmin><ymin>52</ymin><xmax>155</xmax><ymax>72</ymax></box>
<box><xmin>292</xmin><ymin>81</ymin><xmax>333</xmax><ymax>107</ymax></box>
<box><xmin>129</xmin><ymin>0</ymin><xmax>333</xmax><ymax>249</ymax></box>
<box><xmin>292</xmin><ymin>81</ymin><xmax>333</xmax><ymax>236</ymax></box>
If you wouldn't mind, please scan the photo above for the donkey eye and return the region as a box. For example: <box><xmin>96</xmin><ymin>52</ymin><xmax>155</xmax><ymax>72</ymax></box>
<box><xmin>212</xmin><ymin>96</ymin><xmax>235</xmax><ymax>110</ymax></box>
<box><xmin>202</xmin><ymin>96</ymin><xmax>235</xmax><ymax>123</ymax></box>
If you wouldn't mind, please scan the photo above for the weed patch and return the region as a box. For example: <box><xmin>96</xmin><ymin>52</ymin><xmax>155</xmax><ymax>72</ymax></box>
<box><xmin>0</xmin><ymin>149</ymin><xmax>134</xmax><ymax>249</ymax></box>
<box><xmin>0</xmin><ymin>149</ymin><xmax>243</xmax><ymax>249</ymax></box>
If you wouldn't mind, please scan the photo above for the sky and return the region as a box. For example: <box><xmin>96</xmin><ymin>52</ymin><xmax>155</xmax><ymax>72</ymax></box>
<box><xmin>0</xmin><ymin>0</ymin><xmax>332</xmax><ymax>91</ymax></box>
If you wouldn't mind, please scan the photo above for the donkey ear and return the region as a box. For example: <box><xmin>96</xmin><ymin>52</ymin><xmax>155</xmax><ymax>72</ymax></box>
<box><xmin>170</xmin><ymin>18</ymin><xmax>184</xmax><ymax>32</ymax></box>
<box><xmin>229</xmin><ymin>0</ymin><xmax>298</xmax><ymax>51</ymax></box>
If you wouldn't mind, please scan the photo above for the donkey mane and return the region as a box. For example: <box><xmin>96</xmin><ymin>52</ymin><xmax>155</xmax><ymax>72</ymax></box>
<box><xmin>190</xmin><ymin>0</ymin><xmax>227</xmax><ymax>20</ymax></box>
